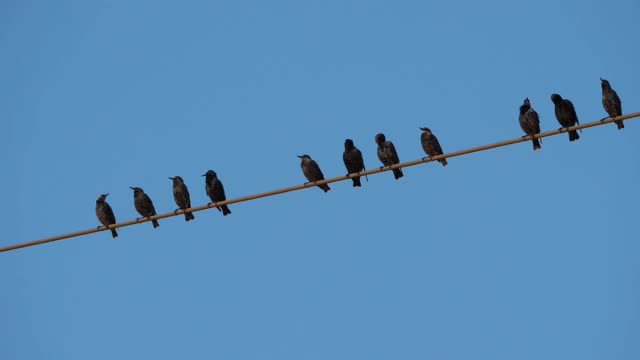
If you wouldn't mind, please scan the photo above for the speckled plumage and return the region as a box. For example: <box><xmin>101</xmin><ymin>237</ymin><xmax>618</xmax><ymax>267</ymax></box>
<box><xmin>420</xmin><ymin>127</ymin><xmax>448</xmax><ymax>166</ymax></box>
<box><xmin>601</xmin><ymin>78</ymin><xmax>624</xmax><ymax>129</ymax></box>
<box><xmin>96</xmin><ymin>193</ymin><xmax>118</xmax><ymax>238</ymax></box>
<box><xmin>519</xmin><ymin>98</ymin><xmax>542</xmax><ymax>151</ymax></box>
<box><xmin>375</xmin><ymin>133</ymin><xmax>403</xmax><ymax>179</ymax></box>
<box><xmin>130</xmin><ymin>187</ymin><xmax>159</xmax><ymax>228</ymax></box>
<box><xmin>170</xmin><ymin>176</ymin><xmax>195</xmax><ymax>221</ymax></box>
<box><xmin>298</xmin><ymin>155</ymin><xmax>330</xmax><ymax>192</ymax></box>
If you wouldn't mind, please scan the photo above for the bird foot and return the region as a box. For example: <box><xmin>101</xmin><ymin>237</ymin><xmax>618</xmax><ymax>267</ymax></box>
<box><xmin>173</xmin><ymin>209</ymin><xmax>180</xmax><ymax>215</ymax></box>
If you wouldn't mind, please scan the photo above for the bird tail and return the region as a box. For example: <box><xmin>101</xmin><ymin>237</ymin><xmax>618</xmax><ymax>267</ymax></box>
<box><xmin>110</xmin><ymin>228</ymin><xmax>118</xmax><ymax>238</ymax></box>
<box><xmin>393</xmin><ymin>168</ymin><xmax>403</xmax><ymax>179</ymax></box>
<box><xmin>221</xmin><ymin>205</ymin><xmax>232</xmax><ymax>216</ymax></box>
<box><xmin>152</xmin><ymin>219</ymin><xmax>160</xmax><ymax>228</ymax></box>
<box><xmin>440</xmin><ymin>158</ymin><xmax>448</xmax><ymax>166</ymax></box>
<box><xmin>185</xmin><ymin>211</ymin><xmax>195</xmax><ymax>221</ymax></box>
<box><xmin>352</xmin><ymin>177</ymin><xmax>361</xmax><ymax>187</ymax></box>
<box><xmin>532</xmin><ymin>138</ymin><xmax>541</xmax><ymax>151</ymax></box>
<box><xmin>569</xmin><ymin>130</ymin><xmax>580</xmax><ymax>141</ymax></box>
<box><xmin>616</xmin><ymin>120</ymin><xmax>624</xmax><ymax>129</ymax></box>
<box><xmin>320</xmin><ymin>184</ymin><xmax>331</xmax><ymax>192</ymax></box>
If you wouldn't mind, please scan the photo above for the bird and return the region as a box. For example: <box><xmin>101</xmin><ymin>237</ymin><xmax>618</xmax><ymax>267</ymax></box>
<box><xmin>203</xmin><ymin>170</ymin><xmax>232</xmax><ymax>215</ymax></box>
<box><xmin>96</xmin><ymin>193</ymin><xmax>118</xmax><ymax>238</ymax></box>
<box><xmin>298</xmin><ymin>155</ymin><xmax>330</xmax><ymax>192</ymax></box>
<box><xmin>375</xmin><ymin>133</ymin><xmax>403</xmax><ymax>179</ymax></box>
<box><xmin>519</xmin><ymin>98</ymin><xmax>542</xmax><ymax>150</ymax></box>
<box><xmin>169</xmin><ymin>176</ymin><xmax>195</xmax><ymax>221</ymax></box>
<box><xmin>130</xmin><ymin>187</ymin><xmax>159</xmax><ymax>228</ymax></box>
<box><xmin>550</xmin><ymin>94</ymin><xmax>580</xmax><ymax>141</ymax></box>
<box><xmin>420</xmin><ymin>127</ymin><xmax>448</xmax><ymax>166</ymax></box>
<box><xmin>343</xmin><ymin>139</ymin><xmax>366</xmax><ymax>187</ymax></box>
<box><xmin>601</xmin><ymin>78</ymin><xmax>624</xmax><ymax>129</ymax></box>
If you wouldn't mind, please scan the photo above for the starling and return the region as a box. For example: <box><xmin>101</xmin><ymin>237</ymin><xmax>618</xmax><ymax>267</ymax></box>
<box><xmin>420</xmin><ymin>127</ymin><xmax>448</xmax><ymax>166</ymax></box>
<box><xmin>96</xmin><ymin>193</ymin><xmax>118</xmax><ymax>238</ymax></box>
<box><xmin>375</xmin><ymin>133</ymin><xmax>403</xmax><ymax>179</ymax></box>
<box><xmin>551</xmin><ymin>94</ymin><xmax>580</xmax><ymax>141</ymax></box>
<box><xmin>519</xmin><ymin>98</ymin><xmax>542</xmax><ymax>151</ymax></box>
<box><xmin>601</xmin><ymin>78</ymin><xmax>624</xmax><ymax>129</ymax></box>
<box><xmin>130</xmin><ymin>187</ymin><xmax>159</xmax><ymax>228</ymax></box>
<box><xmin>169</xmin><ymin>176</ymin><xmax>195</xmax><ymax>221</ymax></box>
<box><xmin>203</xmin><ymin>170</ymin><xmax>232</xmax><ymax>215</ymax></box>
<box><xmin>343</xmin><ymin>139</ymin><xmax>366</xmax><ymax>187</ymax></box>
<box><xmin>298</xmin><ymin>154</ymin><xmax>330</xmax><ymax>192</ymax></box>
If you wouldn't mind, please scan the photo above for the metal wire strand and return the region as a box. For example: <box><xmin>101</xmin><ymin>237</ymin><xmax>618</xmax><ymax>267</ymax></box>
<box><xmin>1</xmin><ymin>112</ymin><xmax>637</xmax><ymax>253</ymax></box>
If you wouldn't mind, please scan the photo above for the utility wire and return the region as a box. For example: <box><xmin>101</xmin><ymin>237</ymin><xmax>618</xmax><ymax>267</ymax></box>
<box><xmin>1</xmin><ymin>113</ymin><xmax>638</xmax><ymax>253</ymax></box>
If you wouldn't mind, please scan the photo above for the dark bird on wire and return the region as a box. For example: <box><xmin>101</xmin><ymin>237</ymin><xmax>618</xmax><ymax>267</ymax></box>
<box><xmin>420</xmin><ymin>127</ymin><xmax>448</xmax><ymax>166</ymax></box>
<box><xmin>298</xmin><ymin>154</ymin><xmax>330</xmax><ymax>192</ymax></box>
<box><xmin>130</xmin><ymin>187</ymin><xmax>160</xmax><ymax>228</ymax></box>
<box><xmin>343</xmin><ymin>139</ymin><xmax>366</xmax><ymax>187</ymax></box>
<box><xmin>96</xmin><ymin>193</ymin><xmax>118</xmax><ymax>238</ymax></box>
<box><xmin>169</xmin><ymin>176</ymin><xmax>195</xmax><ymax>221</ymax></box>
<box><xmin>375</xmin><ymin>133</ymin><xmax>403</xmax><ymax>179</ymax></box>
<box><xmin>601</xmin><ymin>78</ymin><xmax>624</xmax><ymax>129</ymax></box>
<box><xmin>551</xmin><ymin>94</ymin><xmax>580</xmax><ymax>141</ymax></box>
<box><xmin>203</xmin><ymin>170</ymin><xmax>232</xmax><ymax>215</ymax></box>
<box><xmin>519</xmin><ymin>98</ymin><xmax>542</xmax><ymax>151</ymax></box>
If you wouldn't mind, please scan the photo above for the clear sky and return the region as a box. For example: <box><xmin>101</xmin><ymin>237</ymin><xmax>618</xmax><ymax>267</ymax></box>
<box><xmin>1</xmin><ymin>1</ymin><xmax>639</xmax><ymax>359</ymax></box>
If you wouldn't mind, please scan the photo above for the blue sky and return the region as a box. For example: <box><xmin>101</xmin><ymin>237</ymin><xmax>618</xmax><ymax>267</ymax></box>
<box><xmin>1</xmin><ymin>1</ymin><xmax>639</xmax><ymax>359</ymax></box>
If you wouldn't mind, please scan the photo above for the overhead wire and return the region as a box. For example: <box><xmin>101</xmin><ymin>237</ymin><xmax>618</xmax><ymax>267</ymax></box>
<box><xmin>1</xmin><ymin>112</ymin><xmax>638</xmax><ymax>253</ymax></box>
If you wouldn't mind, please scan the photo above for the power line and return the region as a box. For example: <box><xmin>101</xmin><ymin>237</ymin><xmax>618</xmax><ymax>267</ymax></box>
<box><xmin>1</xmin><ymin>113</ymin><xmax>637</xmax><ymax>253</ymax></box>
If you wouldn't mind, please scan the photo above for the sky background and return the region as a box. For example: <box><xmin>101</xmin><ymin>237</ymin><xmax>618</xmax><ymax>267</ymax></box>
<box><xmin>1</xmin><ymin>0</ymin><xmax>639</xmax><ymax>359</ymax></box>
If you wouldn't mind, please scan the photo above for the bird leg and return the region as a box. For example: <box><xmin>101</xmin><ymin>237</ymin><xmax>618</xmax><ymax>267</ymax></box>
<box><xmin>173</xmin><ymin>209</ymin><xmax>180</xmax><ymax>215</ymax></box>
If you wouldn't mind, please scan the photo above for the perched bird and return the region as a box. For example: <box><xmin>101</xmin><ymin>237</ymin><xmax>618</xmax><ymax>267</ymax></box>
<box><xmin>420</xmin><ymin>127</ymin><xmax>448</xmax><ymax>166</ymax></box>
<box><xmin>601</xmin><ymin>78</ymin><xmax>624</xmax><ymax>129</ymax></box>
<box><xmin>203</xmin><ymin>170</ymin><xmax>232</xmax><ymax>215</ymax></box>
<box><xmin>169</xmin><ymin>176</ymin><xmax>195</xmax><ymax>221</ymax></box>
<box><xmin>343</xmin><ymin>139</ymin><xmax>366</xmax><ymax>187</ymax></box>
<box><xmin>375</xmin><ymin>133</ymin><xmax>403</xmax><ymax>179</ymax></box>
<box><xmin>519</xmin><ymin>98</ymin><xmax>542</xmax><ymax>151</ymax></box>
<box><xmin>96</xmin><ymin>193</ymin><xmax>118</xmax><ymax>238</ymax></box>
<box><xmin>298</xmin><ymin>154</ymin><xmax>330</xmax><ymax>192</ymax></box>
<box><xmin>130</xmin><ymin>187</ymin><xmax>159</xmax><ymax>228</ymax></box>
<box><xmin>550</xmin><ymin>94</ymin><xmax>580</xmax><ymax>141</ymax></box>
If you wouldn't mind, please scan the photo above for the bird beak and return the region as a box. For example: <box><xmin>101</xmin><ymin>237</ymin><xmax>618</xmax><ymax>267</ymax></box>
<box><xmin>129</xmin><ymin>187</ymin><xmax>135</xmax><ymax>190</ymax></box>
<box><xmin>419</xmin><ymin>127</ymin><xmax>425</xmax><ymax>130</ymax></box>
<box><xmin>105</xmin><ymin>193</ymin><xmax>109</xmax><ymax>197</ymax></box>
<box><xmin>201</xmin><ymin>173</ymin><xmax>206</xmax><ymax>177</ymax></box>
<box><xmin>168</xmin><ymin>177</ymin><xmax>174</xmax><ymax>180</ymax></box>
<box><xmin>297</xmin><ymin>155</ymin><xmax>303</xmax><ymax>158</ymax></box>
<box><xmin>600</xmin><ymin>78</ymin><xmax>603</xmax><ymax>81</ymax></box>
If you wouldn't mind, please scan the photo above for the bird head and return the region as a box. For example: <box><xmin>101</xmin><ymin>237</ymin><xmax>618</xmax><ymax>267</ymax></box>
<box><xmin>550</xmin><ymin>94</ymin><xmax>562</xmax><ymax>105</ymax></box>
<box><xmin>344</xmin><ymin>139</ymin><xmax>354</xmax><ymax>150</ymax></box>
<box><xmin>96</xmin><ymin>193</ymin><xmax>109</xmax><ymax>202</ymax></box>
<box><xmin>169</xmin><ymin>176</ymin><xmax>184</xmax><ymax>185</ymax></box>
<box><xmin>129</xmin><ymin>187</ymin><xmax>143</xmax><ymax>196</ymax></box>
<box><xmin>419</xmin><ymin>127</ymin><xmax>431</xmax><ymax>134</ymax></box>
<box><xmin>600</xmin><ymin>78</ymin><xmax>611</xmax><ymax>90</ymax></box>
<box><xmin>375</xmin><ymin>133</ymin><xmax>386</xmax><ymax>145</ymax></box>
<box><xmin>202</xmin><ymin>170</ymin><xmax>217</xmax><ymax>178</ymax></box>
<box><xmin>297</xmin><ymin>154</ymin><xmax>311</xmax><ymax>160</ymax></box>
